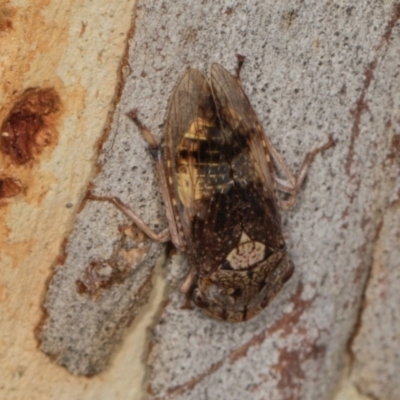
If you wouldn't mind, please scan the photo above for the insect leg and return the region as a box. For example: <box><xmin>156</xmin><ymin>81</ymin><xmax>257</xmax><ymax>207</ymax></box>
<box><xmin>235</xmin><ymin>54</ymin><xmax>246</xmax><ymax>78</ymax></box>
<box><xmin>122</xmin><ymin>109</ymin><xmax>196</xmax><ymax>297</ymax></box>
<box><xmin>126</xmin><ymin>110</ymin><xmax>185</xmax><ymax>251</ymax></box>
<box><xmin>179</xmin><ymin>266</ymin><xmax>197</xmax><ymax>294</ymax></box>
<box><xmin>266</xmin><ymin>135</ymin><xmax>335</xmax><ymax>209</ymax></box>
<box><xmin>87</xmin><ymin>192</ymin><xmax>170</xmax><ymax>242</ymax></box>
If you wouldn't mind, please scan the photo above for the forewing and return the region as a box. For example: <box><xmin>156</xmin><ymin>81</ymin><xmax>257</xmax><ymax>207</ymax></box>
<box><xmin>210</xmin><ymin>63</ymin><xmax>283</xmax><ymax>247</ymax></box>
<box><xmin>165</xmin><ymin>69</ymin><xmax>218</xmax><ymax>241</ymax></box>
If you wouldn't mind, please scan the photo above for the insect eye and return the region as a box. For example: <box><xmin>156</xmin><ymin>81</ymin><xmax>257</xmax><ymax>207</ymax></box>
<box><xmin>192</xmin><ymin>288</ymin><xmax>209</xmax><ymax>309</ymax></box>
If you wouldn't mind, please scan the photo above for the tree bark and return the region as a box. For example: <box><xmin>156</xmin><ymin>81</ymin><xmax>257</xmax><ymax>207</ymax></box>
<box><xmin>1</xmin><ymin>1</ymin><xmax>400</xmax><ymax>399</ymax></box>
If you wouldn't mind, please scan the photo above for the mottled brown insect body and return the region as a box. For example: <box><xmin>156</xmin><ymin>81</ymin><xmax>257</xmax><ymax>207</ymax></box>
<box><xmin>89</xmin><ymin>57</ymin><xmax>334</xmax><ymax>322</ymax></box>
<box><xmin>165</xmin><ymin>65</ymin><xmax>295</xmax><ymax>321</ymax></box>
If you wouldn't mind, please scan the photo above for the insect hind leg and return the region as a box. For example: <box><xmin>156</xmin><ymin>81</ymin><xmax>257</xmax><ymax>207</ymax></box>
<box><xmin>87</xmin><ymin>192</ymin><xmax>171</xmax><ymax>242</ymax></box>
<box><xmin>268</xmin><ymin>135</ymin><xmax>335</xmax><ymax>210</ymax></box>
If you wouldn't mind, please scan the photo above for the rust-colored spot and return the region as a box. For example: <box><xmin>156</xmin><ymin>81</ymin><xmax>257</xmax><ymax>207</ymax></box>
<box><xmin>76</xmin><ymin>260</ymin><xmax>114</xmax><ymax>295</ymax></box>
<box><xmin>383</xmin><ymin>3</ymin><xmax>400</xmax><ymax>43</ymax></box>
<box><xmin>165</xmin><ymin>360</ymin><xmax>224</xmax><ymax>398</ymax></box>
<box><xmin>228</xmin><ymin>283</ymin><xmax>311</xmax><ymax>363</ymax></box>
<box><xmin>147</xmin><ymin>383</ymin><xmax>154</xmax><ymax>396</ymax></box>
<box><xmin>118</xmin><ymin>223</ymin><xmax>147</xmax><ymax>242</ymax></box>
<box><xmin>156</xmin><ymin>282</ymin><xmax>313</xmax><ymax>399</ymax></box>
<box><xmin>76</xmin><ymin>225</ymin><xmax>150</xmax><ymax>296</ymax></box>
<box><xmin>346</xmin><ymin>60</ymin><xmax>376</xmax><ymax>176</ymax></box>
<box><xmin>75</xmin><ymin>255</ymin><xmax>138</xmax><ymax>295</ymax></box>
<box><xmin>1</xmin><ymin>88</ymin><xmax>61</xmax><ymax>165</ymax></box>
<box><xmin>0</xmin><ymin>175</ymin><xmax>21</xmax><ymax>199</ymax></box>
<box><xmin>274</xmin><ymin>348</ymin><xmax>305</xmax><ymax>393</ymax></box>
<box><xmin>387</xmin><ymin>133</ymin><xmax>400</xmax><ymax>163</ymax></box>
<box><xmin>392</xmin><ymin>133</ymin><xmax>400</xmax><ymax>151</ymax></box>
<box><xmin>0</xmin><ymin>5</ymin><xmax>15</xmax><ymax>32</ymax></box>
<box><xmin>346</xmin><ymin>3</ymin><xmax>400</xmax><ymax>180</ymax></box>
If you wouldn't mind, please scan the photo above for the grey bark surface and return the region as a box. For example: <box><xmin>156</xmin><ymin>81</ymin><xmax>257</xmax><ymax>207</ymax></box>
<box><xmin>39</xmin><ymin>1</ymin><xmax>400</xmax><ymax>399</ymax></box>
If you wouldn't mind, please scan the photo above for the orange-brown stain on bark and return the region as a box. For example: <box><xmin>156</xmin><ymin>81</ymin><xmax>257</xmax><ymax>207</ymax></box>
<box><xmin>76</xmin><ymin>224</ymin><xmax>150</xmax><ymax>296</ymax></box>
<box><xmin>152</xmin><ymin>283</ymin><xmax>315</xmax><ymax>399</ymax></box>
<box><xmin>0</xmin><ymin>4</ymin><xmax>15</xmax><ymax>32</ymax></box>
<box><xmin>0</xmin><ymin>87</ymin><xmax>62</xmax><ymax>270</ymax></box>
<box><xmin>1</xmin><ymin>88</ymin><xmax>61</xmax><ymax>165</ymax></box>
<box><xmin>0</xmin><ymin>175</ymin><xmax>21</xmax><ymax>199</ymax></box>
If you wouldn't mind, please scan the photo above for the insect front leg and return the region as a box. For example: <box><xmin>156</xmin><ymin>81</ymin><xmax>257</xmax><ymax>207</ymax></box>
<box><xmin>267</xmin><ymin>135</ymin><xmax>335</xmax><ymax>210</ymax></box>
<box><xmin>127</xmin><ymin>111</ymin><xmax>196</xmax><ymax>297</ymax></box>
<box><xmin>126</xmin><ymin>110</ymin><xmax>185</xmax><ymax>251</ymax></box>
<box><xmin>235</xmin><ymin>54</ymin><xmax>246</xmax><ymax>78</ymax></box>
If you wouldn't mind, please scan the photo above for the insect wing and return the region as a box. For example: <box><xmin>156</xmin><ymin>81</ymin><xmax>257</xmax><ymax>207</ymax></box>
<box><xmin>165</xmin><ymin>69</ymin><xmax>218</xmax><ymax>241</ymax></box>
<box><xmin>210</xmin><ymin>63</ymin><xmax>284</xmax><ymax>248</ymax></box>
<box><xmin>210</xmin><ymin>64</ymin><xmax>275</xmax><ymax>188</ymax></box>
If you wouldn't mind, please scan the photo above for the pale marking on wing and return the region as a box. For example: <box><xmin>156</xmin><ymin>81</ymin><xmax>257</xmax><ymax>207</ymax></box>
<box><xmin>184</xmin><ymin>117</ymin><xmax>215</xmax><ymax>140</ymax></box>
<box><xmin>226</xmin><ymin>231</ymin><xmax>266</xmax><ymax>270</ymax></box>
<box><xmin>178</xmin><ymin>161</ymin><xmax>221</xmax><ymax>167</ymax></box>
<box><xmin>177</xmin><ymin>165</ymin><xmax>202</xmax><ymax>203</ymax></box>
<box><xmin>184</xmin><ymin>132</ymin><xmax>208</xmax><ymax>140</ymax></box>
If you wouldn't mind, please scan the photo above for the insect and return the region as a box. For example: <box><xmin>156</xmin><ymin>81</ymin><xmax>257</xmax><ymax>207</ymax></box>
<box><xmin>89</xmin><ymin>56</ymin><xmax>334</xmax><ymax>322</ymax></box>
